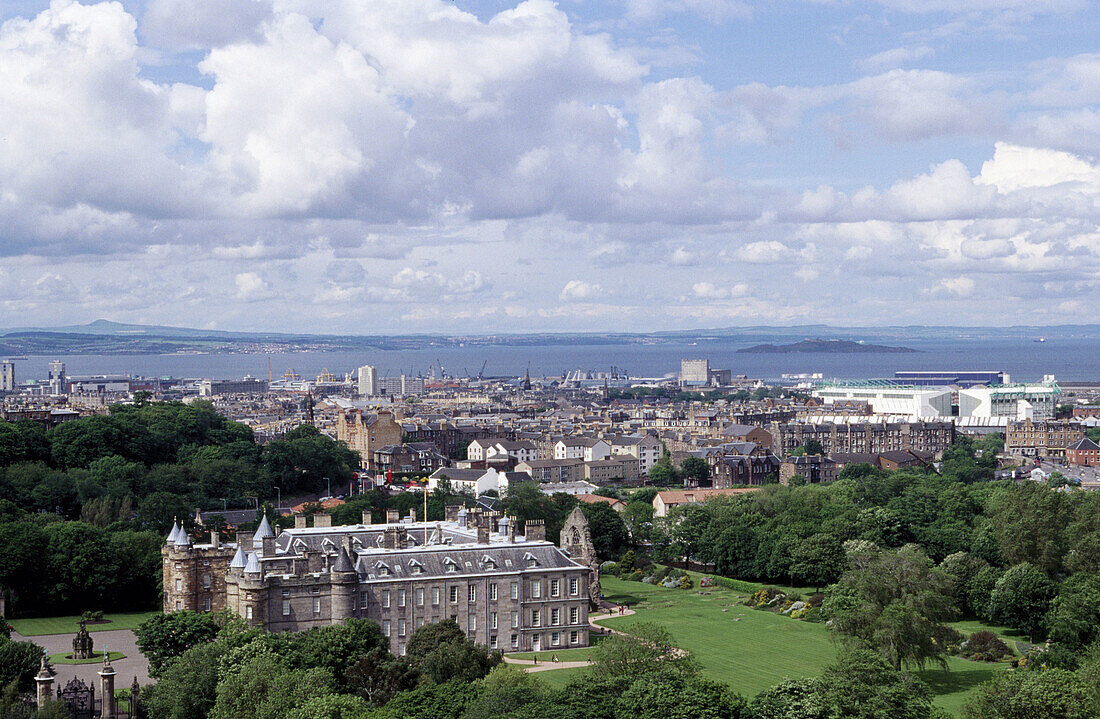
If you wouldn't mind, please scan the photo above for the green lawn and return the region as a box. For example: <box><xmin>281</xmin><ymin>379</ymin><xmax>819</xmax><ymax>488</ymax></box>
<box><xmin>596</xmin><ymin>575</ymin><xmax>1007</xmax><ymax>716</ymax></box>
<box><xmin>948</xmin><ymin>619</ymin><xmax>1029</xmax><ymax>655</ymax></box>
<box><xmin>531</xmin><ymin>666</ymin><xmax>591</xmax><ymax>689</ymax></box>
<box><xmin>9</xmin><ymin>612</ymin><xmax>158</xmax><ymax>637</ymax></box>
<box><xmin>49</xmin><ymin>651</ymin><xmax>127</xmax><ymax>665</ymax></box>
<box><xmin>507</xmin><ymin>646</ymin><xmax>598</xmax><ymax>662</ymax></box>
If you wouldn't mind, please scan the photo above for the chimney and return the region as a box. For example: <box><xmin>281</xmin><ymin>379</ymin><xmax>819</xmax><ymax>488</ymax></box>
<box><xmin>210</xmin><ymin>531</ymin><xmax>220</xmax><ymax>549</ymax></box>
<box><xmin>362</xmin><ymin>510</ymin><xmax>373</xmax><ymax>525</ymax></box>
<box><xmin>386</xmin><ymin>508</ymin><xmax>399</xmax><ymax>524</ymax></box>
<box><xmin>526</xmin><ymin>519</ymin><xmax>545</xmax><ymax>542</ymax></box>
<box><xmin>445</xmin><ymin>504</ymin><xmax>460</xmax><ymax>523</ymax></box>
<box><xmin>502</xmin><ymin>516</ymin><xmax>516</xmax><ymax>543</ymax></box>
<box><xmin>237</xmin><ymin>531</ymin><xmax>254</xmax><ymax>548</ymax></box>
<box><xmin>478</xmin><ymin>525</ymin><xmax>490</xmax><ymax>544</ymax></box>
<box><xmin>314</xmin><ymin>513</ymin><xmax>332</xmax><ymax>528</ymax></box>
<box><xmin>261</xmin><ymin>535</ymin><xmax>275</xmax><ymax>557</ymax></box>
<box><xmin>295</xmin><ymin>515</ymin><xmax>308</xmax><ymax>529</ymax></box>
<box><xmin>466</xmin><ymin>508</ymin><xmax>480</xmax><ymax>529</ymax></box>
<box><xmin>384</xmin><ymin>527</ymin><xmax>399</xmax><ymax>550</ymax></box>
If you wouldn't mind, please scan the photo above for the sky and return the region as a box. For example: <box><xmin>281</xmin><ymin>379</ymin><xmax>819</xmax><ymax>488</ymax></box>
<box><xmin>1</xmin><ymin>0</ymin><xmax>1099</xmax><ymax>334</ymax></box>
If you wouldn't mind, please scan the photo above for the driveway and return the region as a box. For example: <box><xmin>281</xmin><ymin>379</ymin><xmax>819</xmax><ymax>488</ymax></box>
<box><xmin>11</xmin><ymin>628</ymin><xmax>150</xmax><ymax>690</ymax></box>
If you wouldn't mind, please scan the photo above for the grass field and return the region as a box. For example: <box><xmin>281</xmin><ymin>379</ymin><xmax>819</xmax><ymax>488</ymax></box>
<box><xmin>48</xmin><ymin>651</ymin><xmax>127</xmax><ymax>665</ymax></box>
<box><xmin>9</xmin><ymin>612</ymin><xmax>158</xmax><ymax>637</ymax></box>
<box><xmin>506</xmin><ymin>646</ymin><xmax>598</xmax><ymax>662</ymax></box>
<box><xmin>595</xmin><ymin>575</ymin><xmax>1007</xmax><ymax>716</ymax></box>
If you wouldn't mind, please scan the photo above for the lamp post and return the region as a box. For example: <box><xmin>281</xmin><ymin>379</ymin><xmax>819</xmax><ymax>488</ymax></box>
<box><xmin>325</xmin><ymin>477</ymin><xmax>331</xmax><ymax>498</ymax></box>
<box><xmin>275</xmin><ymin>487</ymin><xmax>281</xmax><ymax>513</ymax></box>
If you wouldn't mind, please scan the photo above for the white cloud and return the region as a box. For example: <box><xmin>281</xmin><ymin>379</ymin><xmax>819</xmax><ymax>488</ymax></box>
<box><xmin>559</xmin><ymin>280</ymin><xmax>603</xmax><ymax>301</ymax></box>
<box><xmin>235</xmin><ymin>272</ymin><xmax>269</xmax><ymax>300</ymax></box>
<box><xmin>857</xmin><ymin>46</ymin><xmax>934</xmax><ymax>72</ymax></box>
<box><xmin>936</xmin><ymin>276</ymin><xmax>975</xmax><ymax>297</ymax></box>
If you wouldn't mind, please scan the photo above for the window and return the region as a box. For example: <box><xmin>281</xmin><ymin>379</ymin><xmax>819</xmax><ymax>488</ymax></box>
<box><xmin>399</xmin><ymin>620</ymin><xmax>406</xmax><ymax>637</ymax></box>
<box><xmin>175</xmin><ymin>578</ymin><xmax>182</xmax><ymax>592</ymax></box>
<box><xmin>445</xmin><ymin>560</ymin><xmax>457</xmax><ymax>573</ymax></box>
<box><xmin>552</xmin><ymin>632</ymin><xmax>560</xmax><ymax>646</ymax></box>
<box><xmin>360</xmin><ymin>590</ymin><xmax>368</xmax><ymax>608</ymax></box>
<box><xmin>282</xmin><ymin>600</ymin><xmax>290</xmax><ymax>616</ymax></box>
<box><xmin>570</xmin><ymin>607</ymin><xmax>579</xmax><ymax>624</ymax></box>
<box><xmin>449</xmin><ymin>586</ymin><xmax>459</xmax><ymax>603</ymax></box>
<box><xmin>510</xmin><ymin>582</ymin><xmax>518</xmax><ymax>600</ymax></box>
<box><xmin>551</xmin><ymin>608</ymin><xmax>560</xmax><ymax>625</ymax></box>
<box><xmin>245</xmin><ymin>605</ymin><xmax>252</xmax><ymax>620</ymax></box>
<box><xmin>468</xmin><ymin>616</ymin><xmax>476</xmax><ymax>632</ymax></box>
<box><xmin>489</xmin><ymin>583</ymin><xmax>497</xmax><ymax>601</ymax></box>
<box><xmin>569</xmin><ymin>577</ymin><xmax>579</xmax><ymax>596</ymax></box>
<box><xmin>382</xmin><ymin>590</ymin><xmax>391</xmax><ymax>608</ymax></box>
<box><xmin>282</xmin><ymin>589</ymin><xmax>290</xmax><ymax>597</ymax></box>
<box><xmin>383</xmin><ymin>621</ymin><xmax>391</xmax><ymax>637</ymax></box>
<box><xmin>203</xmin><ymin>597</ymin><xmax>211</xmax><ymax>612</ymax></box>
<box><xmin>570</xmin><ymin>630</ymin><xmax>579</xmax><ymax>644</ymax></box>
<box><xmin>202</xmin><ymin>573</ymin><xmax>211</xmax><ymax>589</ymax></box>
<box><xmin>432</xmin><ymin>587</ymin><xmax>441</xmax><ymax>606</ymax></box>
<box><xmin>313</xmin><ymin>597</ymin><xmax>321</xmax><ymax>614</ymax></box>
<box><xmin>415</xmin><ymin>617</ymin><xmax>425</xmax><ymax>629</ymax></box>
<box><xmin>398</xmin><ymin>590</ymin><xmax>406</xmax><ymax>607</ymax></box>
<box><xmin>531</xmin><ymin>581</ymin><xmax>541</xmax><ymax>599</ymax></box>
<box><xmin>416</xmin><ymin>588</ymin><xmax>424</xmax><ymax>606</ymax></box>
<box><xmin>399</xmin><ymin>644</ymin><xmax>406</xmax><ymax>656</ymax></box>
<box><xmin>511</xmin><ymin>634</ymin><xmax>519</xmax><ymax>649</ymax></box>
<box><xmin>468</xmin><ymin>585</ymin><xmax>476</xmax><ymax>602</ymax></box>
<box><xmin>510</xmin><ymin>611</ymin><xmax>518</xmax><ymax>628</ymax></box>
<box><xmin>550</xmin><ymin>579</ymin><xmax>559</xmax><ymax>597</ymax></box>
<box><xmin>491</xmin><ymin>612</ymin><xmax>498</xmax><ymax>629</ymax></box>
<box><xmin>490</xmin><ymin>635</ymin><xmax>498</xmax><ymax>649</ymax></box>
<box><xmin>532</xmin><ymin>609</ymin><xmax>541</xmax><ymax>626</ymax></box>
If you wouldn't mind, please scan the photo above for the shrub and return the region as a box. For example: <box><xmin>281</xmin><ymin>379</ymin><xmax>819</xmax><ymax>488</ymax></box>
<box><xmin>963</xmin><ymin>631</ymin><xmax>1011</xmax><ymax>662</ymax></box>
<box><xmin>600</xmin><ymin>561</ymin><xmax>618</xmax><ymax>575</ymax></box>
<box><xmin>699</xmin><ymin>576</ymin><xmax>716</xmax><ymax>588</ymax></box>
<box><xmin>679</xmin><ymin>575</ymin><xmax>693</xmax><ymax>590</ymax></box>
<box><xmin>627</xmin><ymin>570</ymin><xmax>644</xmax><ymax>582</ymax></box>
<box><xmin>807</xmin><ymin>593</ymin><xmax>825</xmax><ymax>607</ymax></box>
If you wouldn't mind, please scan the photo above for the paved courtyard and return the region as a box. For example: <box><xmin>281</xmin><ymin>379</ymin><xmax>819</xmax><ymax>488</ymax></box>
<box><xmin>12</xmin><ymin>628</ymin><xmax>150</xmax><ymax>689</ymax></box>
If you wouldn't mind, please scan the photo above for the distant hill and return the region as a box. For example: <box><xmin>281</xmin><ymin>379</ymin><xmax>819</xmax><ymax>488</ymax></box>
<box><xmin>736</xmin><ymin>339</ymin><xmax>920</xmax><ymax>354</ymax></box>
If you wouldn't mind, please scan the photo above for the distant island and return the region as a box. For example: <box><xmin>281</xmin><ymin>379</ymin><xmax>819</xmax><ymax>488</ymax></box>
<box><xmin>737</xmin><ymin>339</ymin><xmax>919</xmax><ymax>354</ymax></box>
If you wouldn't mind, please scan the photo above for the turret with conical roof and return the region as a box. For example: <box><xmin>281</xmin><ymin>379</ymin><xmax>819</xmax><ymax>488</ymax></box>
<box><xmin>253</xmin><ymin>515</ymin><xmax>275</xmax><ymax>549</ymax></box>
<box><xmin>229</xmin><ymin>545</ymin><xmax>247</xmax><ymax>569</ymax></box>
<box><xmin>166</xmin><ymin>522</ymin><xmax>180</xmax><ymax>545</ymax></box>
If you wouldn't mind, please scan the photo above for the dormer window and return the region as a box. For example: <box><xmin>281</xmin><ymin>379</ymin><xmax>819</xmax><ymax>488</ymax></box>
<box><xmin>375</xmin><ymin>562</ymin><xmax>391</xmax><ymax>576</ymax></box>
<box><xmin>523</xmin><ymin>552</ymin><xmax>539</xmax><ymax>568</ymax></box>
<box><xmin>444</xmin><ymin>557</ymin><xmax>458</xmax><ymax>573</ymax></box>
<box><xmin>481</xmin><ymin>555</ymin><xmax>497</xmax><ymax>570</ymax></box>
<box><xmin>320</xmin><ymin>538</ymin><xmax>335</xmax><ymax>553</ymax></box>
<box><xmin>409</xmin><ymin>560</ymin><xmax>424</xmax><ymax>575</ymax></box>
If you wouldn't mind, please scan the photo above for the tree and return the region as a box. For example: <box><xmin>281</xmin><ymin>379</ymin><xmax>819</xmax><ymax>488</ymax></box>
<box><xmin>990</xmin><ymin>482</ymin><xmax>1069</xmax><ymax>575</ymax></box>
<box><xmin>590</xmin><ymin>622</ymin><xmax>696</xmax><ymax>681</ymax></box>
<box><xmin>988</xmin><ymin>562</ymin><xmax>1055</xmax><ymax>641</ymax></box>
<box><xmin>680</xmin><ymin>457</ymin><xmax>711</xmax><ymax>485</ymax></box>
<box><xmin>211</xmin><ymin>654</ymin><xmax>335</xmax><ymax>719</ymax></box>
<box><xmin>823</xmin><ymin>545</ymin><xmax>958</xmax><ymax>670</ymax></box>
<box><xmin>648</xmin><ymin>463</ymin><xmax>675</xmax><ymax>486</ymax></box>
<box><xmin>461</xmin><ymin>664</ymin><xmax>544</xmax><ymax>719</ymax></box>
<box><xmin>345</xmin><ymin>648</ymin><xmax>419</xmax><ymax>706</ymax></box>
<box><xmin>135</xmin><ymin>610</ymin><xmax>223</xmax><ymax>677</ymax></box>
<box><xmin>378</xmin><ymin>681</ymin><xmax>477</xmax><ymax>719</ymax></box>
<box><xmin>581</xmin><ymin>503</ymin><xmax>631</xmax><ymax>560</ymax></box>
<box><xmin>0</xmin><ymin>640</ymin><xmax>46</xmax><ymax>692</ymax></box>
<box><xmin>1046</xmin><ymin>573</ymin><xmax>1100</xmax><ymax>651</ymax></box>
<box><xmin>286</xmin><ymin>695</ymin><xmax>380</xmax><ymax>719</ymax></box>
<box><xmin>286</xmin><ymin>620</ymin><xmax>390</xmax><ymax>691</ymax></box>
<box><xmin>804</xmin><ymin>439</ymin><xmax>825</xmax><ymax>456</ymax></box>
<box><xmin>617</xmin><ymin>673</ymin><xmax>746</xmax><ymax>719</ymax></box>
<box><xmin>815</xmin><ymin>648</ymin><xmax>939</xmax><ymax>719</ymax></box>
<box><xmin>789</xmin><ymin>533</ymin><xmax>846</xmax><ymax>591</ymax></box>
<box><xmin>142</xmin><ymin>642</ymin><xmax>225</xmax><ymax>719</ymax></box>
<box><xmin>404</xmin><ymin>620</ymin><xmax>501</xmax><ymax>684</ymax></box>
<box><xmin>962</xmin><ymin>668</ymin><xmax>1098</xmax><ymax>719</ymax></box>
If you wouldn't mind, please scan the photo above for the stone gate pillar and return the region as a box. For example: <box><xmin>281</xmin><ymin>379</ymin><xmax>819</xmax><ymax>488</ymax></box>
<box><xmin>34</xmin><ymin>657</ymin><xmax>54</xmax><ymax>708</ymax></box>
<box><xmin>98</xmin><ymin>653</ymin><xmax>117</xmax><ymax>719</ymax></box>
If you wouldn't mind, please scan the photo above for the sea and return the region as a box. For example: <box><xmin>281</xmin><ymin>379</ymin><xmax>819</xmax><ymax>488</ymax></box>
<box><xmin>10</xmin><ymin>336</ymin><xmax>1100</xmax><ymax>383</ymax></box>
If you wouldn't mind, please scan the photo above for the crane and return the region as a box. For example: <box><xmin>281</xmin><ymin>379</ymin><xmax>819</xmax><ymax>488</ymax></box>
<box><xmin>477</xmin><ymin>360</ymin><xmax>487</xmax><ymax>380</ymax></box>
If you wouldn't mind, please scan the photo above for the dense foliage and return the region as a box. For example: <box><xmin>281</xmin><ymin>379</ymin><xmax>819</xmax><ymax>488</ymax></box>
<box><xmin>0</xmin><ymin>403</ymin><xmax>359</xmax><ymax>616</ymax></box>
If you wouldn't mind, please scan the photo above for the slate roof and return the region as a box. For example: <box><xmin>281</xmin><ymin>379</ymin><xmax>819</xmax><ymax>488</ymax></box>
<box><xmin>1069</xmin><ymin>437</ymin><xmax>1100</xmax><ymax>451</ymax></box>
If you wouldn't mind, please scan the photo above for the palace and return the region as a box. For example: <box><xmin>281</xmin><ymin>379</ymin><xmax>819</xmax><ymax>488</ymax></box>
<box><xmin>162</xmin><ymin>507</ymin><xmax>593</xmax><ymax>655</ymax></box>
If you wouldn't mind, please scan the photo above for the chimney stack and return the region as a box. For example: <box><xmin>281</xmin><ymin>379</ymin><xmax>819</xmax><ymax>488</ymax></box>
<box><xmin>525</xmin><ymin>519</ymin><xmax>545</xmax><ymax>542</ymax></box>
<box><xmin>386</xmin><ymin>508</ymin><xmax>400</xmax><ymax>524</ymax></box>
<box><xmin>261</xmin><ymin>535</ymin><xmax>276</xmax><ymax>557</ymax></box>
<box><xmin>314</xmin><ymin>513</ymin><xmax>332</xmax><ymax>528</ymax></box>
<box><xmin>362</xmin><ymin>510</ymin><xmax>373</xmax><ymax>525</ymax></box>
<box><xmin>445</xmin><ymin>504</ymin><xmax>461</xmax><ymax>523</ymax></box>
<box><xmin>210</xmin><ymin>530</ymin><xmax>220</xmax><ymax>549</ymax></box>
<box><xmin>478</xmin><ymin>525</ymin><xmax>490</xmax><ymax>544</ymax></box>
<box><xmin>384</xmin><ymin>527</ymin><xmax>399</xmax><ymax>550</ymax></box>
<box><xmin>295</xmin><ymin>515</ymin><xmax>308</xmax><ymax>529</ymax></box>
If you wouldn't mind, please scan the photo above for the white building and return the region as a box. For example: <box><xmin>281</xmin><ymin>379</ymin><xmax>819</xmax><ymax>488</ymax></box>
<box><xmin>813</xmin><ymin>382</ymin><xmax>953</xmax><ymax>416</ymax></box>
<box><xmin>426</xmin><ymin>467</ymin><xmax>529</xmax><ymax>496</ymax></box>
<box><xmin>609</xmin><ymin>435</ymin><xmax>662</xmax><ymax>472</ymax></box>
<box><xmin>468</xmin><ymin>439</ymin><xmax>538</xmax><ymax>464</ymax></box>
<box><xmin>554</xmin><ymin>438</ymin><xmax>611</xmax><ymax>462</ymax></box>
<box><xmin>357</xmin><ymin>365</ymin><xmax>378</xmax><ymax>397</ymax></box>
<box><xmin>0</xmin><ymin>361</ymin><xmax>13</xmax><ymax>392</ymax></box>
<box><xmin>812</xmin><ymin>377</ymin><xmax>1061</xmax><ymax>421</ymax></box>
